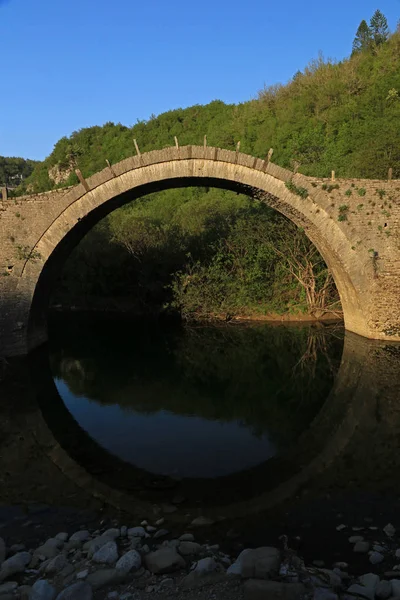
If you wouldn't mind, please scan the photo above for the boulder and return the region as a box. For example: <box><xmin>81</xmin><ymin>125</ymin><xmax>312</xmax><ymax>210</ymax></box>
<box><xmin>376</xmin><ymin>580</ymin><xmax>392</xmax><ymax>599</ymax></box>
<box><xmin>45</xmin><ymin>554</ymin><xmax>69</xmax><ymax>575</ymax></box>
<box><xmin>34</xmin><ymin>539</ymin><xmax>63</xmax><ymax>560</ymax></box>
<box><xmin>115</xmin><ymin>550</ymin><xmax>142</xmax><ymax>573</ymax></box>
<box><xmin>55</xmin><ymin>582</ymin><xmax>92</xmax><ymax>600</ymax></box>
<box><xmin>0</xmin><ymin>551</ymin><xmax>31</xmax><ymax>581</ymax></box>
<box><xmin>92</xmin><ymin>541</ymin><xmax>118</xmax><ymax>565</ymax></box>
<box><xmin>30</xmin><ymin>579</ymin><xmax>57</xmax><ymax>600</ymax></box>
<box><xmin>347</xmin><ymin>583</ymin><xmax>375</xmax><ymax>600</ymax></box>
<box><xmin>86</xmin><ymin>569</ymin><xmax>127</xmax><ymax>590</ymax></box>
<box><xmin>145</xmin><ymin>547</ymin><xmax>186</xmax><ymax>574</ymax></box>
<box><xmin>178</xmin><ymin>542</ymin><xmax>201</xmax><ymax>556</ymax></box>
<box><xmin>69</xmin><ymin>531</ymin><xmax>90</xmax><ymax>544</ymax></box>
<box><xmin>241</xmin><ymin>547</ymin><xmax>281</xmax><ymax>579</ymax></box>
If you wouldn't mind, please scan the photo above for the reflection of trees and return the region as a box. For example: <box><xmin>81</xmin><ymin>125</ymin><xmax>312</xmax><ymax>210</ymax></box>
<box><xmin>50</xmin><ymin>318</ymin><xmax>343</xmax><ymax>448</ymax></box>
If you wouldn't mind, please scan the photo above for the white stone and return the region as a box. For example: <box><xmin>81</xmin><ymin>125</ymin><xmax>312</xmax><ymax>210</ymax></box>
<box><xmin>69</xmin><ymin>531</ymin><xmax>90</xmax><ymax>543</ymax></box>
<box><xmin>115</xmin><ymin>550</ymin><xmax>142</xmax><ymax>573</ymax></box>
<box><xmin>127</xmin><ymin>527</ymin><xmax>146</xmax><ymax>538</ymax></box>
<box><xmin>92</xmin><ymin>541</ymin><xmax>118</xmax><ymax>565</ymax></box>
<box><xmin>30</xmin><ymin>579</ymin><xmax>57</xmax><ymax>600</ymax></box>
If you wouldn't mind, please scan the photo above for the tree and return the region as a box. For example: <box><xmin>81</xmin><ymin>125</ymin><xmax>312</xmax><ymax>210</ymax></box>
<box><xmin>352</xmin><ymin>20</ymin><xmax>372</xmax><ymax>54</ymax></box>
<box><xmin>370</xmin><ymin>10</ymin><xmax>390</xmax><ymax>46</ymax></box>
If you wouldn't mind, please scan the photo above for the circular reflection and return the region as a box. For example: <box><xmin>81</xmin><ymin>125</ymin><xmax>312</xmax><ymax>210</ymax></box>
<box><xmin>49</xmin><ymin>314</ymin><xmax>343</xmax><ymax>481</ymax></box>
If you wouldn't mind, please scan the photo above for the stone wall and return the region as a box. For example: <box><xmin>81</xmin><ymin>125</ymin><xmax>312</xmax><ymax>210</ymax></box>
<box><xmin>0</xmin><ymin>146</ymin><xmax>399</xmax><ymax>356</ymax></box>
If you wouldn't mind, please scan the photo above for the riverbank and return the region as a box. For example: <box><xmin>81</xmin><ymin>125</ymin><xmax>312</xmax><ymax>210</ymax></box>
<box><xmin>49</xmin><ymin>303</ymin><xmax>343</xmax><ymax>325</ymax></box>
<box><xmin>1</xmin><ymin>509</ymin><xmax>400</xmax><ymax>600</ymax></box>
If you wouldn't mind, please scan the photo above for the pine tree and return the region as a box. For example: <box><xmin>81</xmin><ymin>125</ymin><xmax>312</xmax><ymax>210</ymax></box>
<box><xmin>369</xmin><ymin>9</ymin><xmax>390</xmax><ymax>46</ymax></box>
<box><xmin>352</xmin><ymin>20</ymin><xmax>372</xmax><ymax>54</ymax></box>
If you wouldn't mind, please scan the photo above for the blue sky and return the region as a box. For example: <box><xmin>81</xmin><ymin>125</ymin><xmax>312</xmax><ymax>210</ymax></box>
<box><xmin>1</xmin><ymin>0</ymin><xmax>398</xmax><ymax>160</ymax></box>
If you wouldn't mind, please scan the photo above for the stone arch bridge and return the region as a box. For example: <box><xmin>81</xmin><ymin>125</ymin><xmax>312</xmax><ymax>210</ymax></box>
<box><xmin>1</xmin><ymin>144</ymin><xmax>400</xmax><ymax>356</ymax></box>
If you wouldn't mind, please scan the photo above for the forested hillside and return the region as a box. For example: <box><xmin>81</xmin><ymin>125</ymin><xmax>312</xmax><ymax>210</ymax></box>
<box><xmin>0</xmin><ymin>157</ymin><xmax>37</xmax><ymax>188</ymax></box>
<box><xmin>19</xmin><ymin>14</ymin><xmax>400</xmax><ymax>320</ymax></box>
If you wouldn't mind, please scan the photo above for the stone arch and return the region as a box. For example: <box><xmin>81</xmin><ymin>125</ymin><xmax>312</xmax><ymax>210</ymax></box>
<box><xmin>7</xmin><ymin>145</ymin><xmax>377</xmax><ymax>353</ymax></box>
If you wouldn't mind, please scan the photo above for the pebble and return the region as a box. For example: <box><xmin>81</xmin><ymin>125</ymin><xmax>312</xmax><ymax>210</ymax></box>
<box><xmin>127</xmin><ymin>527</ymin><xmax>146</xmax><ymax>538</ymax></box>
<box><xmin>336</xmin><ymin>525</ymin><xmax>347</xmax><ymax>531</ymax></box>
<box><xmin>115</xmin><ymin>550</ymin><xmax>142</xmax><ymax>573</ymax></box>
<box><xmin>0</xmin><ymin>551</ymin><xmax>31</xmax><ymax>581</ymax></box>
<box><xmin>30</xmin><ymin>579</ymin><xmax>57</xmax><ymax>600</ymax></box>
<box><xmin>155</xmin><ymin>519</ymin><xmax>165</xmax><ymax>527</ymax></box>
<box><xmin>347</xmin><ymin>583</ymin><xmax>375</xmax><ymax>600</ymax></box>
<box><xmin>144</xmin><ymin>547</ymin><xmax>186</xmax><ymax>574</ymax></box>
<box><xmin>191</xmin><ymin>516</ymin><xmax>215</xmax><ymax>527</ymax></box>
<box><xmin>178</xmin><ymin>541</ymin><xmax>201</xmax><ymax>556</ymax></box>
<box><xmin>69</xmin><ymin>531</ymin><xmax>90</xmax><ymax>543</ymax></box>
<box><xmin>107</xmin><ymin>593</ymin><xmax>119</xmax><ymax>600</ymax></box>
<box><xmin>376</xmin><ymin>580</ymin><xmax>392</xmax><ymax>599</ymax></box>
<box><xmin>179</xmin><ymin>534</ymin><xmax>195</xmax><ymax>542</ymax></box>
<box><xmin>359</xmin><ymin>573</ymin><xmax>379</xmax><ymax>589</ymax></box>
<box><xmin>0</xmin><ymin>582</ymin><xmax>18</xmax><ymax>594</ymax></box>
<box><xmin>120</xmin><ymin>526</ymin><xmax>127</xmax><ymax>537</ymax></box>
<box><xmin>391</xmin><ymin>579</ymin><xmax>400</xmax><ymax>596</ymax></box>
<box><xmin>354</xmin><ymin>541</ymin><xmax>370</xmax><ymax>553</ymax></box>
<box><xmin>384</xmin><ymin>524</ymin><xmax>396</xmax><ymax>537</ymax></box>
<box><xmin>92</xmin><ymin>541</ymin><xmax>118</xmax><ymax>565</ymax></box>
<box><xmin>154</xmin><ymin>529</ymin><xmax>169</xmax><ymax>539</ymax></box>
<box><xmin>103</xmin><ymin>528</ymin><xmax>120</xmax><ymax>539</ymax></box>
<box><xmin>369</xmin><ymin>551</ymin><xmax>384</xmax><ymax>565</ymax></box>
<box><xmin>55</xmin><ymin>533</ymin><xmax>69</xmax><ymax>542</ymax></box>
<box><xmin>76</xmin><ymin>569</ymin><xmax>89</xmax><ymax>580</ymax></box>
<box><xmin>55</xmin><ymin>581</ymin><xmax>93</xmax><ymax>599</ymax></box>
<box><xmin>349</xmin><ymin>536</ymin><xmax>364</xmax><ymax>543</ymax></box>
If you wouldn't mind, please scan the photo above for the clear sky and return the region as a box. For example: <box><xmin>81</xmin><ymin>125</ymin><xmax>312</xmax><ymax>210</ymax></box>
<box><xmin>1</xmin><ymin>0</ymin><xmax>398</xmax><ymax>160</ymax></box>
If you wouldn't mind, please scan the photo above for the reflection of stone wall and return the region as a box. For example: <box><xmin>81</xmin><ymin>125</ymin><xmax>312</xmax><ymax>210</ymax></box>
<box><xmin>0</xmin><ymin>147</ymin><xmax>400</xmax><ymax>358</ymax></box>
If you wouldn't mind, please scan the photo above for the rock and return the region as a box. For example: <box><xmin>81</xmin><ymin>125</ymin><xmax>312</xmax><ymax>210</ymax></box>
<box><xmin>115</xmin><ymin>550</ymin><xmax>141</xmax><ymax>573</ymax></box>
<box><xmin>336</xmin><ymin>525</ymin><xmax>347</xmax><ymax>531</ymax></box>
<box><xmin>155</xmin><ymin>519</ymin><xmax>164</xmax><ymax>527</ymax></box>
<box><xmin>55</xmin><ymin>533</ymin><xmax>69</xmax><ymax>543</ymax></box>
<box><xmin>0</xmin><ymin>538</ymin><xmax>5</xmax><ymax>564</ymax></box>
<box><xmin>102</xmin><ymin>528</ymin><xmax>120</xmax><ymax>540</ymax></box>
<box><xmin>192</xmin><ymin>557</ymin><xmax>218</xmax><ymax>574</ymax></box>
<box><xmin>354</xmin><ymin>541</ymin><xmax>370</xmax><ymax>553</ymax></box>
<box><xmin>0</xmin><ymin>551</ymin><xmax>31</xmax><ymax>581</ymax></box>
<box><xmin>373</xmin><ymin>545</ymin><xmax>385</xmax><ymax>553</ymax></box>
<box><xmin>76</xmin><ymin>569</ymin><xmax>89</xmax><ymax>580</ymax></box>
<box><xmin>18</xmin><ymin>585</ymin><xmax>32</xmax><ymax>600</ymax></box>
<box><xmin>178</xmin><ymin>542</ymin><xmax>201</xmax><ymax>556</ymax></box>
<box><xmin>0</xmin><ymin>581</ymin><xmax>18</xmax><ymax>594</ymax></box>
<box><xmin>86</xmin><ymin>569</ymin><xmax>126</xmax><ymax>590</ymax></box>
<box><xmin>227</xmin><ymin>549</ymin><xmax>252</xmax><ymax>576</ymax></box>
<box><xmin>395</xmin><ymin>550</ymin><xmax>400</xmax><ymax>559</ymax></box>
<box><xmin>30</xmin><ymin>579</ymin><xmax>57</xmax><ymax>600</ymax></box>
<box><xmin>179</xmin><ymin>534</ymin><xmax>194</xmax><ymax>542</ymax></box>
<box><xmin>55</xmin><ymin>582</ymin><xmax>92</xmax><ymax>600</ymax></box>
<box><xmin>313</xmin><ymin>569</ymin><xmax>342</xmax><ymax>589</ymax></box>
<box><xmin>153</xmin><ymin>529</ymin><xmax>169</xmax><ymax>539</ymax></box>
<box><xmin>10</xmin><ymin>543</ymin><xmax>25</xmax><ymax>554</ymax></box>
<box><xmin>127</xmin><ymin>527</ymin><xmax>146</xmax><ymax>538</ymax></box>
<box><xmin>347</xmin><ymin>583</ymin><xmax>375</xmax><ymax>600</ymax></box>
<box><xmin>384</xmin><ymin>524</ymin><xmax>396</xmax><ymax>538</ymax></box>
<box><xmin>349</xmin><ymin>536</ymin><xmax>364</xmax><ymax>543</ymax></box>
<box><xmin>69</xmin><ymin>531</ymin><xmax>90</xmax><ymax>544</ymax></box>
<box><xmin>376</xmin><ymin>581</ymin><xmax>392</xmax><ymax>599</ymax></box>
<box><xmin>84</xmin><ymin>536</ymin><xmax>111</xmax><ymax>558</ymax></box>
<box><xmin>241</xmin><ymin>547</ymin><xmax>281</xmax><ymax>579</ymax></box>
<box><xmin>144</xmin><ymin>548</ymin><xmax>186</xmax><ymax>574</ymax></box>
<box><xmin>120</xmin><ymin>526</ymin><xmax>127</xmax><ymax>538</ymax></box>
<box><xmin>34</xmin><ymin>539</ymin><xmax>63</xmax><ymax>560</ymax></box>
<box><xmin>146</xmin><ymin>526</ymin><xmax>156</xmax><ymax>533</ymax></box>
<box><xmin>244</xmin><ymin>579</ymin><xmax>305</xmax><ymax>600</ymax></box>
<box><xmin>391</xmin><ymin>580</ymin><xmax>400</xmax><ymax>596</ymax></box>
<box><xmin>314</xmin><ymin>589</ymin><xmax>338</xmax><ymax>600</ymax></box>
<box><xmin>191</xmin><ymin>517</ymin><xmax>215</xmax><ymax>527</ymax></box>
<box><xmin>370</xmin><ymin>552</ymin><xmax>384</xmax><ymax>565</ymax></box>
<box><xmin>162</xmin><ymin>539</ymin><xmax>179</xmax><ymax>548</ymax></box>
<box><xmin>107</xmin><ymin>593</ymin><xmax>119</xmax><ymax>600</ymax></box>
<box><xmin>45</xmin><ymin>554</ymin><xmax>69</xmax><ymax>575</ymax></box>
<box><xmin>313</xmin><ymin>561</ymin><xmax>325</xmax><ymax>567</ymax></box>
<box><xmin>359</xmin><ymin>574</ymin><xmax>379</xmax><ymax>588</ymax></box>
<box><xmin>92</xmin><ymin>541</ymin><xmax>118</xmax><ymax>565</ymax></box>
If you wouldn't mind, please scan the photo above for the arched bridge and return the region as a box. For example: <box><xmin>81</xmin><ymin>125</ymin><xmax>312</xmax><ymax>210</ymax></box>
<box><xmin>1</xmin><ymin>144</ymin><xmax>400</xmax><ymax>356</ymax></box>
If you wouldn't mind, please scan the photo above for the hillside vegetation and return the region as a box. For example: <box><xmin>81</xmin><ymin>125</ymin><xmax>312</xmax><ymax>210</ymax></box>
<box><xmin>19</xmin><ymin>16</ymin><xmax>400</xmax><ymax>320</ymax></box>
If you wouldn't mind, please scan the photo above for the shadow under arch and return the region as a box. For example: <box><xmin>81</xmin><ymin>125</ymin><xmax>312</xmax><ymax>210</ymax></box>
<box><xmin>24</xmin><ymin>330</ymin><xmax>394</xmax><ymax>520</ymax></box>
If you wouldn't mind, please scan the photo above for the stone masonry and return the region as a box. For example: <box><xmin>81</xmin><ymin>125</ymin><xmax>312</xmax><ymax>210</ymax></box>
<box><xmin>0</xmin><ymin>145</ymin><xmax>399</xmax><ymax>356</ymax></box>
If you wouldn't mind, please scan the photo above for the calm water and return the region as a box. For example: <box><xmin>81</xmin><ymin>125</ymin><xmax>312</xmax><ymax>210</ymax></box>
<box><xmin>48</xmin><ymin>315</ymin><xmax>344</xmax><ymax>480</ymax></box>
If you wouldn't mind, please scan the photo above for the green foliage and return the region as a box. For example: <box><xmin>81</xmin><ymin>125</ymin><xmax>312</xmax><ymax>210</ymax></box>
<box><xmin>338</xmin><ymin>205</ymin><xmax>349</xmax><ymax>221</ymax></box>
<box><xmin>370</xmin><ymin>10</ymin><xmax>390</xmax><ymax>47</ymax></box>
<box><xmin>285</xmin><ymin>180</ymin><xmax>309</xmax><ymax>198</ymax></box>
<box><xmin>345</xmin><ymin>189</ymin><xmax>352</xmax><ymax>196</ymax></box>
<box><xmin>0</xmin><ymin>156</ymin><xmax>37</xmax><ymax>187</ymax></box>
<box><xmin>352</xmin><ymin>20</ymin><xmax>372</xmax><ymax>54</ymax></box>
<box><xmin>358</xmin><ymin>188</ymin><xmax>366</xmax><ymax>196</ymax></box>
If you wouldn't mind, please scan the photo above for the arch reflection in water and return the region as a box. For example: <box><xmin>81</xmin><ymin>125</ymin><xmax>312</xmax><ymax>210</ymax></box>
<box><xmin>49</xmin><ymin>315</ymin><xmax>343</xmax><ymax>482</ymax></box>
